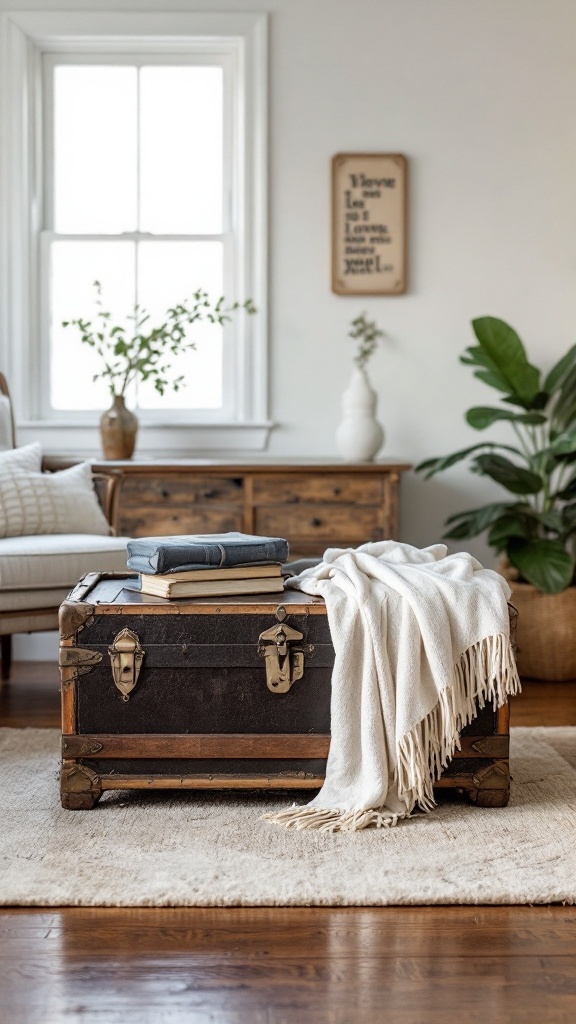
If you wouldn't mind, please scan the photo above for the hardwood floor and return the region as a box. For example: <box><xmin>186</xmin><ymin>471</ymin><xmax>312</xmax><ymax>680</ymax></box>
<box><xmin>1</xmin><ymin>662</ymin><xmax>575</xmax><ymax>1024</ymax></box>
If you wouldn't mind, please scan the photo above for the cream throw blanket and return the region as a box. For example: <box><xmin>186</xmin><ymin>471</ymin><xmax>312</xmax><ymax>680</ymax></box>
<box><xmin>264</xmin><ymin>541</ymin><xmax>520</xmax><ymax>832</ymax></box>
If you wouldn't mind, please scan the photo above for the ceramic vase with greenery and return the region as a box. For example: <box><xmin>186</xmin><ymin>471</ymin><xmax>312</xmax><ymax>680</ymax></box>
<box><xmin>336</xmin><ymin>313</ymin><xmax>386</xmax><ymax>462</ymax></box>
<box><xmin>62</xmin><ymin>282</ymin><xmax>256</xmax><ymax>459</ymax></box>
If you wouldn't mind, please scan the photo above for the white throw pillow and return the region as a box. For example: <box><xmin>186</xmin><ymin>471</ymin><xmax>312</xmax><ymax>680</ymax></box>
<box><xmin>0</xmin><ymin>445</ymin><xmax>111</xmax><ymax>538</ymax></box>
<box><xmin>0</xmin><ymin>442</ymin><xmax>42</xmax><ymax>474</ymax></box>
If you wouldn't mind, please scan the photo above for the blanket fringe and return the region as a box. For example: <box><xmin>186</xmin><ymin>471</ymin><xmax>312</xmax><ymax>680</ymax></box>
<box><xmin>261</xmin><ymin>805</ymin><xmax>408</xmax><ymax>832</ymax></box>
<box><xmin>263</xmin><ymin>632</ymin><xmax>520</xmax><ymax>832</ymax></box>
<box><xmin>394</xmin><ymin>631</ymin><xmax>521</xmax><ymax>815</ymax></box>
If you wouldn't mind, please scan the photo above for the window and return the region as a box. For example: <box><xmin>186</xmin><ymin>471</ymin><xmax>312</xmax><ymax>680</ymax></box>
<box><xmin>46</xmin><ymin>58</ymin><xmax>229</xmax><ymax>416</ymax></box>
<box><xmin>1</xmin><ymin>12</ymin><xmax>269</xmax><ymax>452</ymax></box>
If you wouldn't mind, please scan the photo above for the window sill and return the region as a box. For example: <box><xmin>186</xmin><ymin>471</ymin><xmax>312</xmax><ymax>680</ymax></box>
<box><xmin>17</xmin><ymin>420</ymin><xmax>274</xmax><ymax>456</ymax></box>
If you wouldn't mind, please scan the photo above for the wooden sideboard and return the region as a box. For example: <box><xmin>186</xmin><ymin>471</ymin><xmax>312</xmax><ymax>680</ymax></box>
<box><xmin>46</xmin><ymin>458</ymin><xmax>411</xmax><ymax>560</ymax></box>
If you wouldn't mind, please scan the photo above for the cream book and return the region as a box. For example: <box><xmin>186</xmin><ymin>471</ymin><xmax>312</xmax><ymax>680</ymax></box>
<box><xmin>138</xmin><ymin>574</ymin><xmax>285</xmax><ymax>599</ymax></box>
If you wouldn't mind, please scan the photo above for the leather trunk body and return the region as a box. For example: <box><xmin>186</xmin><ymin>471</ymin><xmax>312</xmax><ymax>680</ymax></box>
<box><xmin>59</xmin><ymin>572</ymin><xmax>510</xmax><ymax>809</ymax></box>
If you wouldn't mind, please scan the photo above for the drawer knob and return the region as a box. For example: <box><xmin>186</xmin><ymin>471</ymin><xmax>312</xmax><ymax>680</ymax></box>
<box><xmin>311</xmin><ymin>517</ymin><xmax>322</xmax><ymax>527</ymax></box>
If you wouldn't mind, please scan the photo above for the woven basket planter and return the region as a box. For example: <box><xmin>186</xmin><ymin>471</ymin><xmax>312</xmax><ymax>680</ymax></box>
<box><xmin>507</xmin><ymin>580</ymin><xmax>576</xmax><ymax>681</ymax></box>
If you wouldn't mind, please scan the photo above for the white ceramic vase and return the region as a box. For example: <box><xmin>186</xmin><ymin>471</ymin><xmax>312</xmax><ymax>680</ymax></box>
<box><xmin>335</xmin><ymin>366</ymin><xmax>384</xmax><ymax>462</ymax></box>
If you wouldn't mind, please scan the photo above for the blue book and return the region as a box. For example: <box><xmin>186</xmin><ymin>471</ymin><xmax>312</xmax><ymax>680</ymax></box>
<box><xmin>126</xmin><ymin>532</ymin><xmax>290</xmax><ymax>575</ymax></box>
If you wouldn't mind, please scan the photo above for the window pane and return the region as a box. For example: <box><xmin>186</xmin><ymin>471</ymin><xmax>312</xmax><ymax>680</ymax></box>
<box><xmin>139</xmin><ymin>67</ymin><xmax>223</xmax><ymax>234</ymax></box>
<box><xmin>51</xmin><ymin>241</ymin><xmax>135</xmax><ymax>410</ymax></box>
<box><xmin>136</xmin><ymin>241</ymin><xmax>223</xmax><ymax>409</ymax></box>
<box><xmin>54</xmin><ymin>66</ymin><xmax>137</xmax><ymax>233</ymax></box>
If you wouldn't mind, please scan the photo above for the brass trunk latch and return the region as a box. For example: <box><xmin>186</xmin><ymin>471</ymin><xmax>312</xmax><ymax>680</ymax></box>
<box><xmin>109</xmin><ymin>628</ymin><xmax>144</xmax><ymax>701</ymax></box>
<box><xmin>258</xmin><ymin>606</ymin><xmax>305</xmax><ymax>694</ymax></box>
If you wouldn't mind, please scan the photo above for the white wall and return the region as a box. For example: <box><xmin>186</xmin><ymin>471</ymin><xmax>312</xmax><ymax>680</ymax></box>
<box><xmin>4</xmin><ymin>0</ymin><xmax>576</xmax><ymax>653</ymax></box>
<box><xmin>265</xmin><ymin>0</ymin><xmax>576</xmax><ymax>559</ymax></box>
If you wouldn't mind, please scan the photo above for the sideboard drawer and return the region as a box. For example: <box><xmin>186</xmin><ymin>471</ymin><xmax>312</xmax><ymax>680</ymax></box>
<box><xmin>118</xmin><ymin>506</ymin><xmax>244</xmax><ymax>538</ymax></box>
<box><xmin>120</xmin><ymin>474</ymin><xmax>244</xmax><ymax>508</ymax></box>
<box><xmin>255</xmin><ymin>505</ymin><xmax>386</xmax><ymax>543</ymax></box>
<box><xmin>253</xmin><ymin>474</ymin><xmax>383</xmax><ymax>506</ymax></box>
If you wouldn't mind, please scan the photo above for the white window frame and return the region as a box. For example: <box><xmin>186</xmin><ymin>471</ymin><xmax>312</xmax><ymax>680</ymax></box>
<box><xmin>0</xmin><ymin>11</ymin><xmax>270</xmax><ymax>454</ymax></box>
<box><xmin>42</xmin><ymin>51</ymin><xmax>238</xmax><ymax>424</ymax></box>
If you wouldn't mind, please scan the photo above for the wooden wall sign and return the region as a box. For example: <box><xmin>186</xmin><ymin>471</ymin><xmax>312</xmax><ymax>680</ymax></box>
<box><xmin>332</xmin><ymin>153</ymin><xmax>407</xmax><ymax>295</ymax></box>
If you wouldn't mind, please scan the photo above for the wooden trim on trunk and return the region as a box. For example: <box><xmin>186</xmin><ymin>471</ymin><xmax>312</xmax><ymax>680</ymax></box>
<box><xmin>61</xmin><ymin>732</ymin><xmax>508</xmax><ymax>761</ymax></box>
<box><xmin>59</xmin><ymin>637</ymin><xmax>76</xmax><ymax>734</ymax></box>
<box><xmin>455</xmin><ymin>734</ymin><xmax>509</xmax><ymax>758</ymax></box>
<box><xmin>90</xmin><ymin>762</ymin><xmax>510</xmax><ymax>795</ymax></box>
<box><xmin>497</xmin><ymin>701</ymin><xmax>510</xmax><ymax>734</ymax></box>
<box><xmin>95</xmin><ymin>600</ymin><xmax>328</xmax><ymax>616</ymax></box>
<box><xmin>62</xmin><ymin>733</ymin><xmax>331</xmax><ymax>760</ymax></box>
<box><xmin>435</xmin><ymin>759</ymin><xmax>510</xmax><ymax>791</ymax></box>
<box><xmin>100</xmin><ymin>775</ymin><xmax>325</xmax><ymax>790</ymax></box>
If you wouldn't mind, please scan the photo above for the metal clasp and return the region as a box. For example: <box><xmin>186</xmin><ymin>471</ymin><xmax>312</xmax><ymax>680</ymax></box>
<box><xmin>108</xmin><ymin>628</ymin><xmax>144</xmax><ymax>701</ymax></box>
<box><xmin>258</xmin><ymin>606</ymin><xmax>305</xmax><ymax>693</ymax></box>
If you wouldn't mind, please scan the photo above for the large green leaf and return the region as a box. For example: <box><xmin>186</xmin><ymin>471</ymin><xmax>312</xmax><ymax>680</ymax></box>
<box><xmin>416</xmin><ymin>447</ymin><xmax>482</xmax><ymax>476</ymax></box>
<box><xmin>555</xmin><ymin>449</ymin><xmax>576</xmax><ymax>467</ymax></box>
<box><xmin>540</xmin><ymin>429</ymin><xmax>576</xmax><ymax>457</ymax></box>
<box><xmin>444</xmin><ymin>519</ymin><xmax>483</xmax><ymax>540</ymax></box>
<box><xmin>488</xmin><ymin>514</ymin><xmax>532</xmax><ymax>549</ymax></box>
<box><xmin>444</xmin><ymin>502</ymin><xmax>512</xmax><ymax>527</ymax></box>
<box><xmin>557</xmin><ymin>472</ymin><xmax>576</xmax><ymax>500</ymax></box>
<box><xmin>528</xmin><ymin>509</ymin><xmax>564</xmax><ymax>531</ymax></box>
<box><xmin>507</xmin><ymin>539</ymin><xmax>575</xmax><ymax>594</ymax></box>
<box><xmin>460</xmin><ymin>365</ymin><xmax>509</xmax><ymax>394</ymax></box>
<box><xmin>476</xmin><ymin>370</ymin><xmax>517</xmax><ymax>394</ymax></box>
<box><xmin>415</xmin><ymin>443</ymin><xmax>520</xmax><ymax>478</ymax></box>
<box><xmin>461</xmin><ymin>348</ymin><xmax>515</xmax><ymax>394</ymax></box>
<box><xmin>552</xmin><ymin>364</ymin><xmax>576</xmax><ymax>431</ymax></box>
<box><xmin>466</xmin><ymin>406</ymin><xmax>547</xmax><ymax>430</ymax></box>
<box><xmin>472</xmin><ymin>453</ymin><xmax>543</xmax><ymax>494</ymax></box>
<box><xmin>488</xmin><ymin>506</ymin><xmax>563</xmax><ymax>549</ymax></box>
<box><xmin>544</xmin><ymin>343</ymin><xmax>576</xmax><ymax>395</ymax></box>
<box><xmin>443</xmin><ymin>502</ymin><xmax>512</xmax><ymax>539</ymax></box>
<box><xmin>561</xmin><ymin>503</ymin><xmax>576</xmax><ymax>533</ymax></box>
<box><xmin>461</xmin><ymin>345</ymin><xmax>496</xmax><ymax>370</ymax></box>
<box><xmin>470</xmin><ymin>317</ymin><xmax>541</xmax><ymax>404</ymax></box>
<box><xmin>501</xmin><ymin>390</ymin><xmax>549</xmax><ymax>410</ymax></box>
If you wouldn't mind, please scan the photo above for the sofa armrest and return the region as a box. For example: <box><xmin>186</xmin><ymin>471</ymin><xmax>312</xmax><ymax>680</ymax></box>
<box><xmin>91</xmin><ymin>472</ymin><xmax>122</xmax><ymax>531</ymax></box>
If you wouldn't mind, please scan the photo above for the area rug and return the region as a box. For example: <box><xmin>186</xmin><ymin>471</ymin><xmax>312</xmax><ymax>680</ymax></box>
<box><xmin>1</xmin><ymin>727</ymin><xmax>575</xmax><ymax>906</ymax></box>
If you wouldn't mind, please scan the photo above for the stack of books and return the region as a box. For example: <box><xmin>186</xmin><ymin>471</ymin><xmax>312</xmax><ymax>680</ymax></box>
<box><xmin>126</xmin><ymin>532</ymin><xmax>290</xmax><ymax>599</ymax></box>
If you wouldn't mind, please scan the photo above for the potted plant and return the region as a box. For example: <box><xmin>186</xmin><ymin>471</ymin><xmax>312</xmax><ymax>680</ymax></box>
<box><xmin>336</xmin><ymin>313</ymin><xmax>386</xmax><ymax>461</ymax></box>
<box><xmin>417</xmin><ymin>315</ymin><xmax>576</xmax><ymax>680</ymax></box>
<box><xmin>62</xmin><ymin>282</ymin><xmax>256</xmax><ymax>459</ymax></box>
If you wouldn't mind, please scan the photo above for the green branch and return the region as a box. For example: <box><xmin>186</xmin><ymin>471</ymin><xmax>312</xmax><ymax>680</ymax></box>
<box><xmin>63</xmin><ymin>284</ymin><xmax>257</xmax><ymax>400</ymax></box>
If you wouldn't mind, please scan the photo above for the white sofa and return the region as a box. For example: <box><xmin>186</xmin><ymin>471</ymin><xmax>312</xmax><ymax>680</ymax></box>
<box><xmin>0</xmin><ymin>373</ymin><xmax>129</xmax><ymax>680</ymax></box>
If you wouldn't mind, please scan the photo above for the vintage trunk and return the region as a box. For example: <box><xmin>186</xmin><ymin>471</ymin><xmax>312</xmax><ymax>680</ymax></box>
<box><xmin>59</xmin><ymin>572</ymin><xmax>510</xmax><ymax>810</ymax></box>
